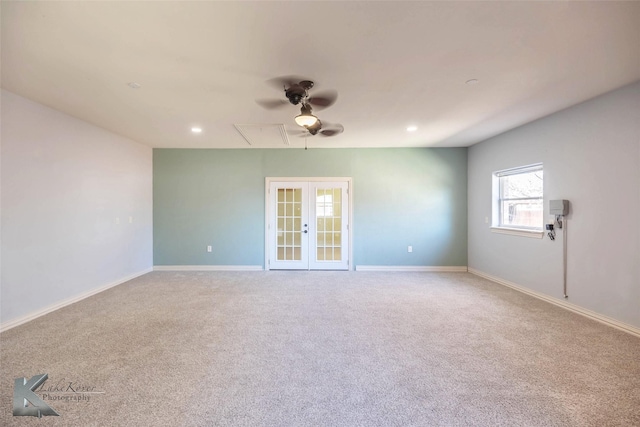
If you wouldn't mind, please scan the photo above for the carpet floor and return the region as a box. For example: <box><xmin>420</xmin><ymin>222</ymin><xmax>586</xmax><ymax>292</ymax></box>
<box><xmin>1</xmin><ymin>271</ymin><xmax>639</xmax><ymax>426</ymax></box>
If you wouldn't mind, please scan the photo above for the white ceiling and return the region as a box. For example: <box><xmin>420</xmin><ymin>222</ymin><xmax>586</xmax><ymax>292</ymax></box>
<box><xmin>2</xmin><ymin>1</ymin><xmax>639</xmax><ymax>149</ymax></box>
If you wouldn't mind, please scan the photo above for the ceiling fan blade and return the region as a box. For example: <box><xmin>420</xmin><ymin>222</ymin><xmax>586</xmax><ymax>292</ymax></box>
<box><xmin>255</xmin><ymin>98</ymin><xmax>289</xmax><ymax>109</ymax></box>
<box><xmin>308</xmin><ymin>90</ymin><xmax>338</xmax><ymax>109</ymax></box>
<box><xmin>319</xmin><ymin>123</ymin><xmax>344</xmax><ymax>137</ymax></box>
<box><xmin>266</xmin><ymin>75</ymin><xmax>312</xmax><ymax>91</ymax></box>
<box><xmin>319</xmin><ymin>130</ymin><xmax>340</xmax><ymax>137</ymax></box>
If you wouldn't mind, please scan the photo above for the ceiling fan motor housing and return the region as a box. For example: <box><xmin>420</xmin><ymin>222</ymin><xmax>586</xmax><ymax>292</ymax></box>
<box><xmin>285</xmin><ymin>86</ymin><xmax>306</xmax><ymax>105</ymax></box>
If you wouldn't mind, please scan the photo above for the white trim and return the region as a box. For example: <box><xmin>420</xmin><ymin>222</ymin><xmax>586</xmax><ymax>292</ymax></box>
<box><xmin>0</xmin><ymin>268</ymin><xmax>153</xmax><ymax>333</ymax></box>
<box><xmin>491</xmin><ymin>227</ymin><xmax>544</xmax><ymax>239</ymax></box>
<box><xmin>494</xmin><ymin>162</ymin><xmax>543</xmax><ymax>177</ymax></box>
<box><xmin>267</xmin><ymin>177</ymin><xmax>353</xmax><ymax>182</ymax></box>
<box><xmin>468</xmin><ymin>268</ymin><xmax>640</xmax><ymax>338</ymax></box>
<box><xmin>153</xmin><ymin>265</ymin><xmax>263</xmax><ymax>271</ymax></box>
<box><xmin>355</xmin><ymin>266</ymin><xmax>468</xmax><ymax>272</ymax></box>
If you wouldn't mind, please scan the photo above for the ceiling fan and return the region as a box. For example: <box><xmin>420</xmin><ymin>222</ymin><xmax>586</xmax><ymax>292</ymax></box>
<box><xmin>287</xmin><ymin>120</ymin><xmax>344</xmax><ymax>150</ymax></box>
<box><xmin>256</xmin><ymin>76</ymin><xmax>343</xmax><ymax>137</ymax></box>
<box><xmin>288</xmin><ymin>120</ymin><xmax>344</xmax><ymax>137</ymax></box>
<box><xmin>256</xmin><ymin>76</ymin><xmax>338</xmax><ymax>111</ymax></box>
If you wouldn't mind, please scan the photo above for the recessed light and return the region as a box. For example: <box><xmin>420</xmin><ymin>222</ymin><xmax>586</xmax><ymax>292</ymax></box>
<box><xmin>406</xmin><ymin>126</ymin><xmax>418</xmax><ymax>132</ymax></box>
<box><xmin>465</xmin><ymin>79</ymin><xmax>479</xmax><ymax>85</ymax></box>
<box><xmin>191</xmin><ymin>127</ymin><xmax>202</xmax><ymax>133</ymax></box>
<box><xmin>127</xmin><ymin>82</ymin><xmax>141</xmax><ymax>89</ymax></box>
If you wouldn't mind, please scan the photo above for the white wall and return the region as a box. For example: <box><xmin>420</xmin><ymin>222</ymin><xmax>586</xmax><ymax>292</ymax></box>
<box><xmin>468</xmin><ymin>81</ymin><xmax>640</xmax><ymax>329</ymax></box>
<box><xmin>1</xmin><ymin>90</ymin><xmax>153</xmax><ymax>327</ymax></box>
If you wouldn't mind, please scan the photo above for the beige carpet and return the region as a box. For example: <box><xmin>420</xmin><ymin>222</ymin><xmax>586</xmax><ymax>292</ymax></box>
<box><xmin>1</xmin><ymin>271</ymin><xmax>639</xmax><ymax>426</ymax></box>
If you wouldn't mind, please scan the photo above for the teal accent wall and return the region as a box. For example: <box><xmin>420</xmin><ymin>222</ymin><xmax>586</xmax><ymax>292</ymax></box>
<box><xmin>153</xmin><ymin>148</ymin><xmax>467</xmax><ymax>267</ymax></box>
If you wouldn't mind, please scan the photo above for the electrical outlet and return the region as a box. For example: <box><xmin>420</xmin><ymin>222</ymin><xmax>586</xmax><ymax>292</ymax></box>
<box><xmin>129</xmin><ymin>216</ymin><xmax>133</xmax><ymax>224</ymax></box>
<box><xmin>408</xmin><ymin>246</ymin><xmax>413</xmax><ymax>253</ymax></box>
<box><xmin>115</xmin><ymin>217</ymin><xmax>120</xmax><ymax>225</ymax></box>
<box><xmin>207</xmin><ymin>246</ymin><xmax>212</xmax><ymax>253</ymax></box>
<box><xmin>485</xmin><ymin>216</ymin><xmax>489</xmax><ymax>224</ymax></box>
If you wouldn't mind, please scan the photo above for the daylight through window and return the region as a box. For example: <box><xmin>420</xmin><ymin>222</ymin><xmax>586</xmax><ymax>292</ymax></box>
<box><xmin>494</xmin><ymin>164</ymin><xmax>543</xmax><ymax>230</ymax></box>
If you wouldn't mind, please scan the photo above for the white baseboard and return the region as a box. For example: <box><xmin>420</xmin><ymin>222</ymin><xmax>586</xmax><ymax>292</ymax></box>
<box><xmin>355</xmin><ymin>265</ymin><xmax>468</xmax><ymax>272</ymax></box>
<box><xmin>468</xmin><ymin>268</ymin><xmax>640</xmax><ymax>338</ymax></box>
<box><xmin>153</xmin><ymin>265</ymin><xmax>264</xmax><ymax>271</ymax></box>
<box><xmin>0</xmin><ymin>268</ymin><xmax>153</xmax><ymax>333</ymax></box>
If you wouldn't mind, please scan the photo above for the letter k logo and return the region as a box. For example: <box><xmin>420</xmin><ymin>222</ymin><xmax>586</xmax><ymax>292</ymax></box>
<box><xmin>13</xmin><ymin>374</ymin><xmax>59</xmax><ymax>417</ymax></box>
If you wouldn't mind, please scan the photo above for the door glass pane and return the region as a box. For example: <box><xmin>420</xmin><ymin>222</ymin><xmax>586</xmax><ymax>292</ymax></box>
<box><xmin>277</xmin><ymin>187</ymin><xmax>303</xmax><ymax>261</ymax></box>
<box><xmin>326</xmin><ymin>218</ymin><xmax>333</xmax><ymax>231</ymax></box>
<box><xmin>315</xmin><ymin>188</ymin><xmax>342</xmax><ymax>262</ymax></box>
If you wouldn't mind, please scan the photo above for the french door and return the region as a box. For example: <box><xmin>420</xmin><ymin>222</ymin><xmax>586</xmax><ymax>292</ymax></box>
<box><xmin>267</xmin><ymin>179</ymin><xmax>350</xmax><ymax>270</ymax></box>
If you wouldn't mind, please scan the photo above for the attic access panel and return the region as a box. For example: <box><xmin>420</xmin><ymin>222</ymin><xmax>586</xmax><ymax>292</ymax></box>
<box><xmin>234</xmin><ymin>124</ymin><xmax>290</xmax><ymax>148</ymax></box>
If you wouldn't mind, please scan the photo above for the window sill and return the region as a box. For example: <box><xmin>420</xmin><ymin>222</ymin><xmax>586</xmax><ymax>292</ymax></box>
<box><xmin>490</xmin><ymin>227</ymin><xmax>544</xmax><ymax>239</ymax></box>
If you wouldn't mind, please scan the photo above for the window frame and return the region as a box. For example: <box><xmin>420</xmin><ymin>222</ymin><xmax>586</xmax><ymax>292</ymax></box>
<box><xmin>491</xmin><ymin>163</ymin><xmax>544</xmax><ymax>239</ymax></box>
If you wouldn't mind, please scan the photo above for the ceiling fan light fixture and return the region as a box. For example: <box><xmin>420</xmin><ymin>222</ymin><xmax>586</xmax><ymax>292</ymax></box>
<box><xmin>295</xmin><ymin>113</ymin><xmax>319</xmax><ymax>127</ymax></box>
<box><xmin>294</xmin><ymin>104</ymin><xmax>318</xmax><ymax>127</ymax></box>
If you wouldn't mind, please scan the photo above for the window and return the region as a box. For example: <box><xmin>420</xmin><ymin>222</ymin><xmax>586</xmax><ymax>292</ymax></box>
<box><xmin>316</xmin><ymin>191</ymin><xmax>334</xmax><ymax>217</ymax></box>
<box><xmin>493</xmin><ymin>164</ymin><xmax>543</xmax><ymax>235</ymax></box>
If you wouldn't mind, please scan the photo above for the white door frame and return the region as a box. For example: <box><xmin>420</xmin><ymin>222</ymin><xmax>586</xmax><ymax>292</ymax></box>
<box><xmin>265</xmin><ymin>177</ymin><xmax>353</xmax><ymax>271</ymax></box>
